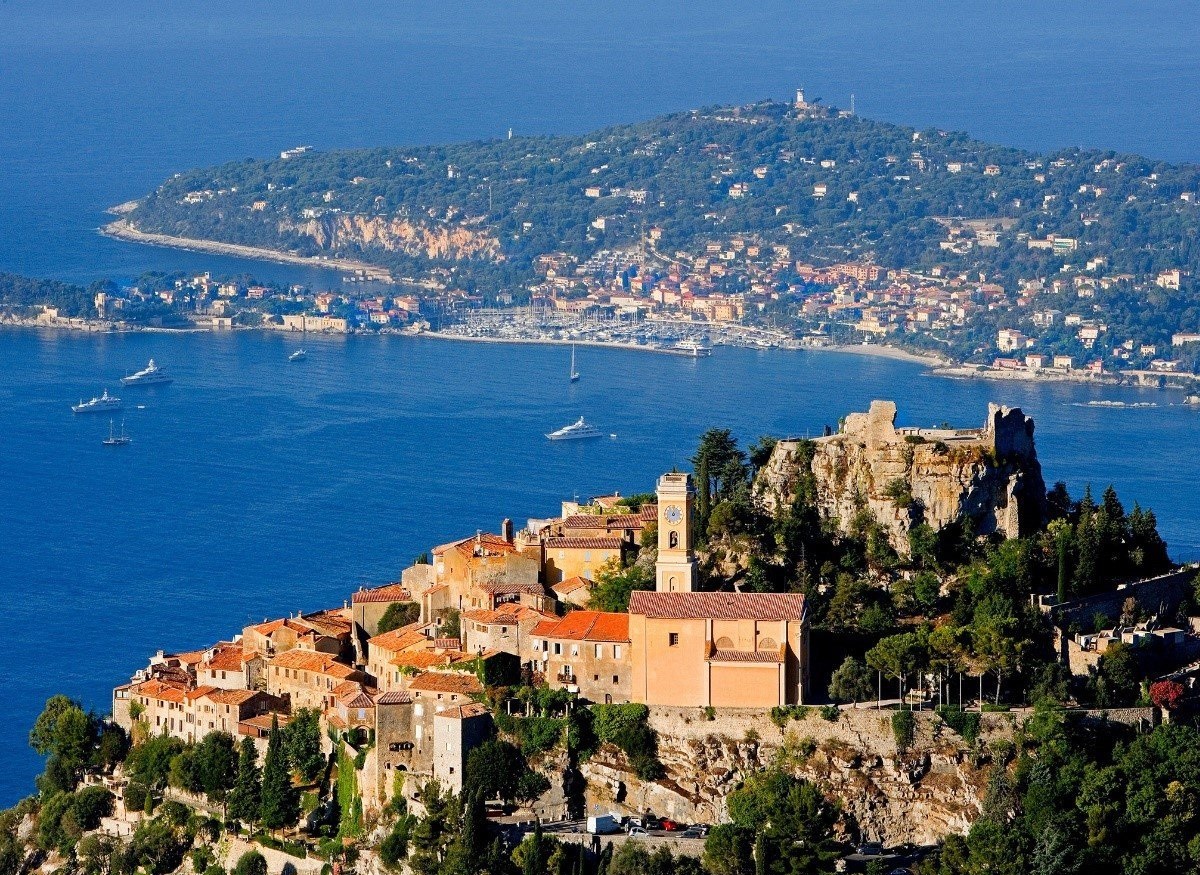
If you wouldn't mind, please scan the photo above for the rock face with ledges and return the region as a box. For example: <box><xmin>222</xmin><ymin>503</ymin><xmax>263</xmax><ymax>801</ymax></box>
<box><xmin>581</xmin><ymin>707</ymin><xmax>1003</xmax><ymax>846</ymax></box>
<box><xmin>757</xmin><ymin>400</ymin><xmax>1046</xmax><ymax>554</ymax></box>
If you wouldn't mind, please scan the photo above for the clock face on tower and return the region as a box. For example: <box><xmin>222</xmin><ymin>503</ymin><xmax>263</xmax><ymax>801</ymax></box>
<box><xmin>665</xmin><ymin>505</ymin><xmax>683</xmax><ymax>525</ymax></box>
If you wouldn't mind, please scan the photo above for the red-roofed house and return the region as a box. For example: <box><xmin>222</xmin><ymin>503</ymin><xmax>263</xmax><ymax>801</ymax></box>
<box><xmin>626</xmin><ymin>591</ymin><xmax>809</xmax><ymax>708</ymax></box>
<box><xmin>526</xmin><ymin>611</ymin><xmax>631</xmax><ymax>703</ymax></box>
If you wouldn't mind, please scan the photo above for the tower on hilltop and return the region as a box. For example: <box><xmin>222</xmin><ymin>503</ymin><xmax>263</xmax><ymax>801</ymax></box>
<box><xmin>655</xmin><ymin>472</ymin><xmax>696</xmax><ymax>593</ymax></box>
<box><xmin>794</xmin><ymin>87</ymin><xmax>810</xmax><ymax>111</ymax></box>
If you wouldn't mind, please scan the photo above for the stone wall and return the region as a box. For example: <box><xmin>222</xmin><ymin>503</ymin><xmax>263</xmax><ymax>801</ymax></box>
<box><xmin>581</xmin><ymin>706</ymin><xmax>1013</xmax><ymax>846</ymax></box>
<box><xmin>757</xmin><ymin>401</ymin><xmax>1047</xmax><ymax>554</ymax></box>
<box><xmin>1049</xmin><ymin>567</ymin><xmax>1199</xmax><ymax>629</ymax></box>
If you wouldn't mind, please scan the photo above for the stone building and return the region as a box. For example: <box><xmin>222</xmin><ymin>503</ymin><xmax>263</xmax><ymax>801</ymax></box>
<box><xmin>264</xmin><ymin>649</ymin><xmax>371</xmax><ymax>711</ymax></box>
<box><xmin>350</xmin><ymin>582</ymin><xmax>416</xmax><ymax>656</ymax></box>
<box><xmin>627</xmin><ymin>591</ymin><xmax>809</xmax><ymax>708</ymax></box>
<box><xmin>432</xmin><ymin>704</ymin><xmax>492</xmax><ymax>794</ymax></box>
<box><xmin>460</xmin><ymin>605</ymin><xmax>556</xmax><ymax>656</ymax></box>
<box><xmin>526</xmin><ymin>611</ymin><xmax>632</xmax><ymax>704</ymax></box>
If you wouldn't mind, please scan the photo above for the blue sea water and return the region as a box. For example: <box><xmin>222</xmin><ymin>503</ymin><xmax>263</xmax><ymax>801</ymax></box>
<box><xmin>1</xmin><ymin>0</ymin><xmax>1200</xmax><ymax>803</ymax></box>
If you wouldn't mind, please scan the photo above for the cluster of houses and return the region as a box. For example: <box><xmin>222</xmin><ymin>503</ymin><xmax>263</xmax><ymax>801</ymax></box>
<box><xmin>112</xmin><ymin>473</ymin><xmax>809</xmax><ymax>805</ymax></box>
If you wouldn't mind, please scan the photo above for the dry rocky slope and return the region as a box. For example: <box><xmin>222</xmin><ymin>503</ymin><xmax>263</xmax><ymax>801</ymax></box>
<box><xmin>757</xmin><ymin>400</ymin><xmax>1048</xmax><ymax>554</ymax></box>
<box><xmin>281</xmin><ymin>214</ymin><xmax>502</xmax><ymax>261</ymax></box>
<box><xmin>582</xmin><ymin>708</ymin><xmax>1006</xmax><ymax>846</ymax></box>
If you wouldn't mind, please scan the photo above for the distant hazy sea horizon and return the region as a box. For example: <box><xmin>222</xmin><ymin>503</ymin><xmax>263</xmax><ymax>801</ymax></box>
<box><xmin>2</xmin><ymin>0</ymin><xmax>1200</xmax><ymax>804</ymax></box>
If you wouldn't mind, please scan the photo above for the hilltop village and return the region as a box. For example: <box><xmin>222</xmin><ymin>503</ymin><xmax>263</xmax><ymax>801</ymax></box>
<box><xmin>14</xmin><ymin>400</ymin><xmax>1200</xmax><ymax>875</ymax></box>
<box><xmin>112</xmin><ymin>469</ymin><xmax>809</xmax><ymax>810</ymax></box>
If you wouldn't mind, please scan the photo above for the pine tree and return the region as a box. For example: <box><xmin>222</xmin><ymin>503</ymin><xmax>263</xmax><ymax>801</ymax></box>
<box><xmin>260</xmin><ymin>718</ymin><xmax>299</xmax><ymax>832</ymax></box>
<box><xmin>228</xmin><ymin>737</ymin><xmax>262</xmax><ymax>829</ymax></box>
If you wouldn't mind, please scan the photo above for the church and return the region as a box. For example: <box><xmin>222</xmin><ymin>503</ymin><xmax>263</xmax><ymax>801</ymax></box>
<box><xmin>627</xmin><ymin>472</ymin><xmax>811</xmax><ymax>708</ymax></box>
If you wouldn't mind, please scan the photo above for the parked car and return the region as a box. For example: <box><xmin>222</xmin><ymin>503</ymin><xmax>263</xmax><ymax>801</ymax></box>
<box><xmin>681</xmin><ymin>829</ymin><xmax>704</xmax><ymax>839</ymax></box>
<box><xmin>688</xmin><ymin>825</ymin><xmax>709</xmax><ymax>837</ymax></box>
<box><xmin>660</xmin><ymin>819</ymin><xmax>681</xmax><ymax>831</ymax></box>
<box><xmin>856</xmin><ymin>843</ymin><xmax>885</xmax><ymax>857</ymax></box>
<box><xmin>628</xmin><ymin>827</ymin><xmax>649</xmax><ymax>838</ymax></box>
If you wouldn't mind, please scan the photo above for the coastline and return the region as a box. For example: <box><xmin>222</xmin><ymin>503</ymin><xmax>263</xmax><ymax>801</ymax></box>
<box><xmin>100</xmin><ymin>220</ymin><xmax>394</xmax><ymax>281</ymax></box>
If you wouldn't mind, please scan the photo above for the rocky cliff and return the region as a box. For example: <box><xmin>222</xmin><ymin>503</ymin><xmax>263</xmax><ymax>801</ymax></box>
<box><xmin>282</xmin><ymin>214</ymin><xmax>502</xmax><ymax>261</ymax></box>
<box><xmin>757</xmin><ymin>400</ymin><xmax>1047</xmax><ymax>554</ymax></box>
<box><xmin>582</xmin><ymin>707</ymin><xmax>1006</xmax><ymax>846</ymax></box>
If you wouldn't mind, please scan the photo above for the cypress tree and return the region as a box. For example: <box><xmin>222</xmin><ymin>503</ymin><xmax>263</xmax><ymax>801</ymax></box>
<box><xmin>1056</xmin><ymin>524</ymin><xmax>1070</xmax><ymax>603</ymax></box>
<box><xmin>260</xmin><ymin>717</ymin><xmax>299</xmax><ymax>832</ymax></box>
<box><xmin>523</xmin><ymin>821</ymin><xmax>543</xmax><ymax>875</ymax></box>
<box><xmin>696</xmin><ymin>453</ymin><xmax>712</xmax><ymax>539</ymax></box>
<box><xmin>228</xmin><ymin>737</ymin><xmax>262</xmax><ymax>829</ymax></box>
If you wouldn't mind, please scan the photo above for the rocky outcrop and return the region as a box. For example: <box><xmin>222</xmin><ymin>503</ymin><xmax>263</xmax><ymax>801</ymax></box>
<box><xmin>582</xmin><ymin>707</ymin><xmax>1005</xmax><ymax>846</ymax></box>
<box><xmin>757</xmin><ymin>400</ymin><xmax>1047</xmax><ymax>554</ymax></box>
<box><xmin>282</xmin><ymin>214</ymin><xmax>502</xmax><ymax>261</ymax></box>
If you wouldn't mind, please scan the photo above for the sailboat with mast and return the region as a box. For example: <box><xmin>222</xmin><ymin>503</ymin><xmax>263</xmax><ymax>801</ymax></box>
<box><xmin>103</xmin><ymin>419</ymin><xmax>131</xmax><ymax>446</ymax></box>
<box><xmin>569</xmin><ymin>344</ymin><xmax>580</xmax><ymax>383</ymax></box>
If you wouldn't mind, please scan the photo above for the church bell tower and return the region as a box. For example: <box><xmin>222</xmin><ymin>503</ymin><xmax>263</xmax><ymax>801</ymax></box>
<box><xmin>655</xmin><ymin>472</ymin><xmax>696</xmax><ymax>593</ymax></box>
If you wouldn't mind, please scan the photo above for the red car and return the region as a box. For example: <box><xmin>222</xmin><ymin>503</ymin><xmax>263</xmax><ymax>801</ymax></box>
<box><xmin>659</xmin><ymin>819</ymin><xmax>681</xmax><ymax>831</ymax></box>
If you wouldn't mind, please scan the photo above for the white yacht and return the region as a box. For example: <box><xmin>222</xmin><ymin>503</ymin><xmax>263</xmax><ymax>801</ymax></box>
<box><xmin>546</xmin><ymin>417</ymin><xmax>604</xmax><ymax>441</ymax></box>
<box><xmin>121</xmin><ymin>359</ymin><xmax>172</xmax><ymax>386</ymax></box>
<box><xmin>663</xmin><ymin>339</ymin><xmax>713</xmax><ymax>357</ymax></box>
<box><xmin>72</xmin><ymin>389</ymin><xmax>122</xmax><ymax>414</ymax></box>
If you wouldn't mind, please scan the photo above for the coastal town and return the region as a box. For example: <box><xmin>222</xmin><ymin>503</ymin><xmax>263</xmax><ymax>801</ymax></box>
<box><xmin>1</xmin><ymin>399</ymin><xmax>1185</xmax><ymax>875</ymax></box>
<box><xmin>110</xmin><ymin>470</ymin><xmax>809</xmax><ymax>822</ymax></box>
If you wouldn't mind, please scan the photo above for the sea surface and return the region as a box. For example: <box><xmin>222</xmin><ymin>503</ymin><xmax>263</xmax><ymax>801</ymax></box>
<box><xmin>3</xmin><ymin>333</ymin><xmax>1200</xmax><ymax>803</ymax></box>
<box><xmin>2</xmin><ymin>0</ymin><xmax>1200</xmax><ymax>804</ymax></box>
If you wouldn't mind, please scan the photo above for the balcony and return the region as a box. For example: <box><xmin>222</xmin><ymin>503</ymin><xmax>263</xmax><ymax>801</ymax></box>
<box><xmin>556</xmin><ymin>671</ymin><xmax>576</xmax><ymax>685</ymax></box>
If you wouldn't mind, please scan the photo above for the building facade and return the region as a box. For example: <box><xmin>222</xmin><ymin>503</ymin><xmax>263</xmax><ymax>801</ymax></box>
<box><xmin>627</xmin><ymin>592</ymin><xmax>808</xmax><ymax>708</ymax></box>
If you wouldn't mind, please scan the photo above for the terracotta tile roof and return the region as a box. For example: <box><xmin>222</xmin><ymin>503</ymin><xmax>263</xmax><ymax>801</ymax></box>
<box><xmin>338</xmin><ymin>690</ymin><xmax>376</xmax><ymax>709</ymax></box>
<box><xmin>173</xmin><ymin>649</ymin><xmax>206</xmax><ymax>666</ymax></box>
<box><xmin>299</xmin><ymin>611</ymin><xmax>353</xmax><ymax>637</ymax></box>
<box><xmin>332</xmin><ymin>680</ymin><xmax>366</xmax><ymax>697</ymax></box>
<box><xmin>432</xmin><ymin>532</ymin><xmax>516</xmax><ymax>558</ymax></box>
<box><xmin>240</xmin><ymin>713</ymin><xmax>288</xmax><ymax>731</ymax></box>
<box><xmin>201</xmin><ymin>644</ymin><xmax>246</xmax><ymax>672</ymax></box>
<box><xmin>368</xmin><ymin>626</ymin><xmax>430</xmax><ymax>653</ymax></box>
<box><xmin>552</xmin><ymin>576</ymin><xmax>591</xmax><ymax>596</ymax></box>
<box><xmin>268</xmin><ymin>649</ymin><xmax>359</xmax><ymax>678</ymax></box>
<box><xmin>563</xmin><ymin>514</ymin><xmax>647</xmax><ymax>531</ymax></box>
<box><xmin>408</xmin><ymin>672</ymin><xmax>484</xmax><ymax>696</ymax></box>
<box><xmin>478</xmin><ymin>580</ymin><xmax>546</xmax><ymax>595</ymax></box>
<box><xmin>134</xmin><ymin>679</ymin><xmax>188</xmax><ymax>703</ymax></box>
<box><xmin>545</xmin><ymin>537</ymin><xmax>626</xmax><ymax>550</ymax></box>
<box><xmin>205</xmin><ymin>689</ymin><xmax>263</xmax><ymax>705</ymax></box>
<box><xmin>707</xmin><ymin>649</ymin><xmax>784</xmax><ymax>664</ymax></box>
<box><xmin>462</xmin><ymin>606</ymin><xmax>554</xmax><ymax>625</ymax></box>
<box><xmin>437</xmin><ymin>702</ymin><xmax>491</xmax><ymax>720</ymax></box>
<box><xmin>185</xmin><ymin>685</ymin><xmax>219</xmax><ymax>702</ymax></box>
<box><xmin>247</xmin><ymin>617</ymin><xmax>308</xmax><ymax>635</ymax></box>
<box><xmin>530</xmin><ymin>611</ymin><xmax>629</xmax><ymax>642</ymax></box>
<box><xmin>392</xmin><ymin>650</ymin><xmax>455</xmax><ymax>670</ymax></box>
<box><xmin>377</xmin><ymin>690</ymin><xmax>414</xmax><ymax>705</ymax></box>
<box><xmin>352</xmin><ymin>583</ymin><xmax>413</xmax><ymax>604</ymax></box>
<box><xmin>627</xmin><ymin>591</ymin><xmax>806</xmax><ymax>621</ymax></box>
